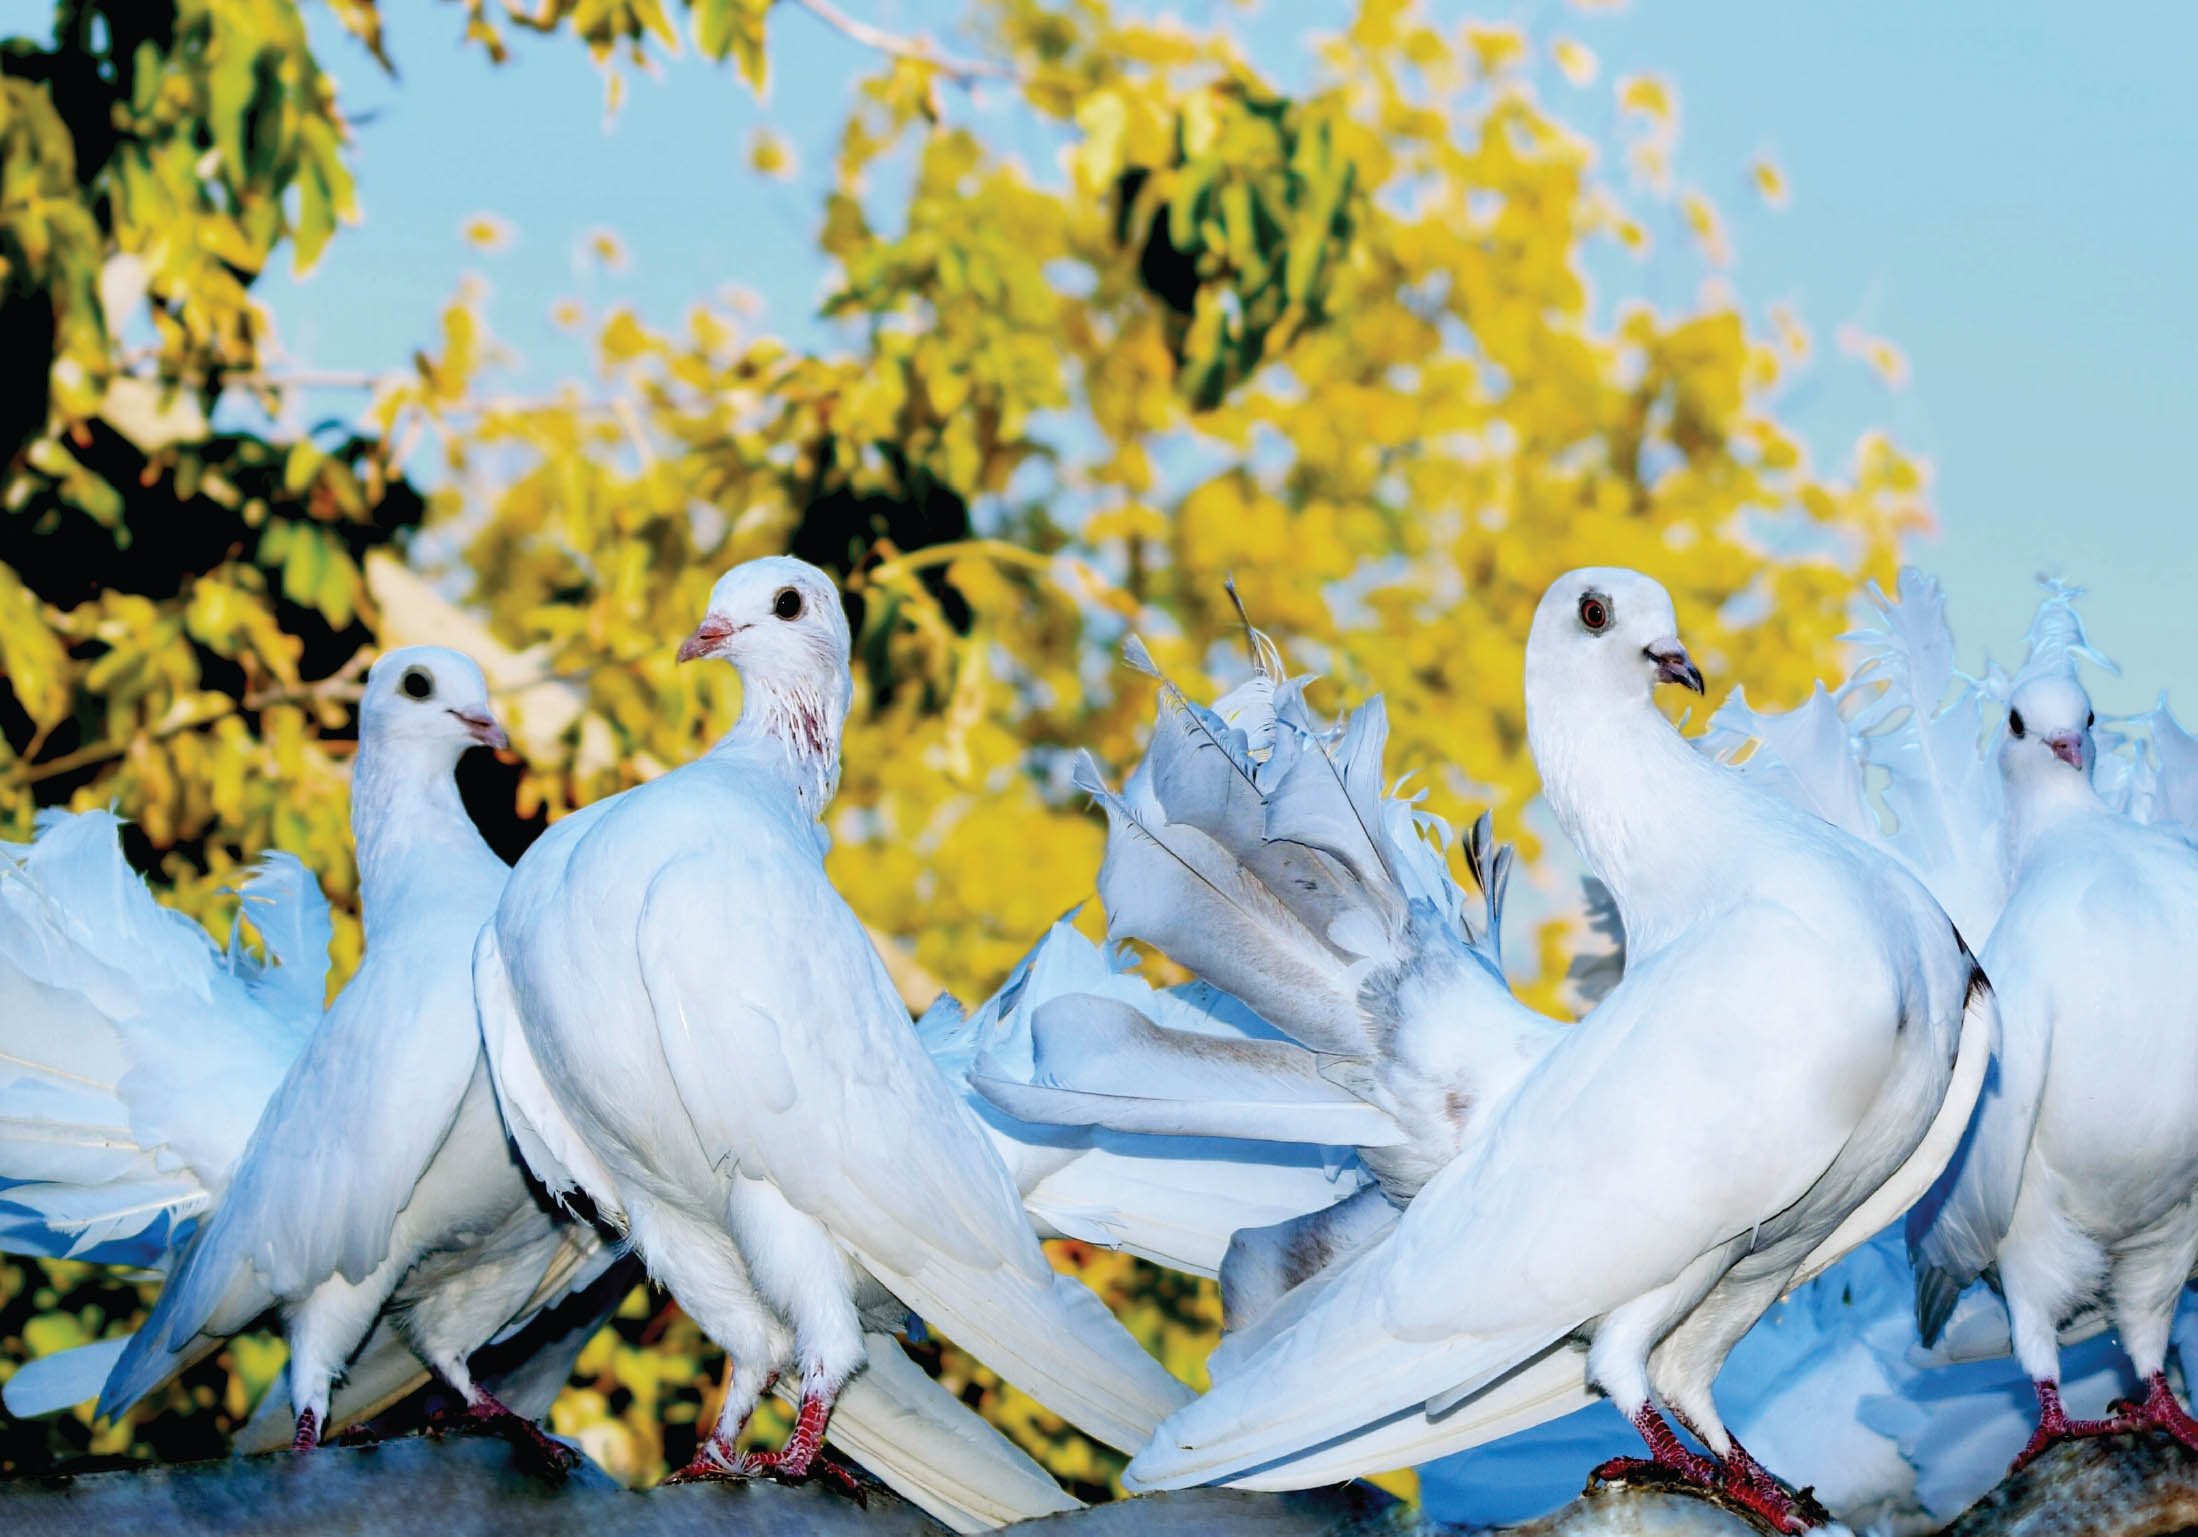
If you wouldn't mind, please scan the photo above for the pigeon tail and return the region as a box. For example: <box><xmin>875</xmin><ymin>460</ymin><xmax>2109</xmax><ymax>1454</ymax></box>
<box><xmin>1049</xmin><ymin>644</ymin><xmax>1552</xmax><ymax>1200</ymax></box>
<box><xmin>1080</xmin><ymin>637</ymin><xmax>1511</xmax><ymax>1063</ymax></box>
<box><xmin>0</xmin><ymin>813</ymin><xmax>325</xmax><ymax>1268</ymax></box>
<box><xmin>866</xmin><ymin>1249</ymin><xmax>1193</xmax><ymax>1457</ymax></box>
<box><xmin>800</xmin><ymin>1335</ymin><xmax>1081</xmax><ymax>1533</ymax></box>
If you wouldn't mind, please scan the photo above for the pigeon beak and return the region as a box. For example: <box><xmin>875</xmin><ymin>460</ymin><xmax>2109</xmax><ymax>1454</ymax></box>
<box><xmin>2045</xmin><ymin>732</ymin><xmax>2086</xmax><ymax>770</ymax></box>
<box><xmin>1645</xmin><ymin>640</ymin><xmax>1705</xmax><ymax>695</ymax></box>
<box><xmin>451</xmin><ymin>710</ymin><xmax>510</xmax><ymax>752</ymax></box>
<box><xmin>677</xmin><ymin>616</ymin><xmax>737</xmax><ymax>664</ymax></box>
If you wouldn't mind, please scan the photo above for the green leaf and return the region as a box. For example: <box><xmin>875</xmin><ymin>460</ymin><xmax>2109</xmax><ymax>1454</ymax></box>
<box><xmin>282</xmin><ymin>442</ymin><xmax>325</xmax><ymax>496</ymax></box>
<box><xmin>0</xmin><ymin>564</ymin><xmax>70</xmax><ymax>729</ymax></box>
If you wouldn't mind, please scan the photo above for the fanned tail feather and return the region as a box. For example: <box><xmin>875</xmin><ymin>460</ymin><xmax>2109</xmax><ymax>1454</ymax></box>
<box><xmin>940</xmin><ymin>920</ymin><xmax>1367</xmax><ymax>1280</ymax></box>
<box><xmin>0</xmin><ymin>813</ymin><xmax>322</xmax><ymax>1267</ymax></box>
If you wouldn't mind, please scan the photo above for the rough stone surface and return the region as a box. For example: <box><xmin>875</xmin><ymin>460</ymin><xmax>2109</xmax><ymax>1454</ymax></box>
<box><xmin>0</xmin><ymin>1434</ymin><xmax>940</xmax><ymax>1537</ymax></box>
<box><xmin>1935</xmin><ymin>1431</ymin><xmax>2198</xmax><ymax>1537</ymax></box>
<box><xmin>11</xmin><ymin>1425</ymin><xmax>2198</xmax><ymax>1536</ymax></box>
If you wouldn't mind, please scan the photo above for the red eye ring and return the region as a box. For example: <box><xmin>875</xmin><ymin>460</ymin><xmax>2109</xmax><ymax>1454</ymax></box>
<box><xmin>1578</xmin><ymin>593</ymin><xmax>1611</xmax><ymax>633</ymax></box>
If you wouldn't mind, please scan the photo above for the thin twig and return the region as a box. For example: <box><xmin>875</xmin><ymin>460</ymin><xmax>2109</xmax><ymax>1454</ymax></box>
<box><xmin>864</xmin><ymin>537</ymin><xmax>1052</xmax><ymax>585</ymax></box>
<box><xmin>116</xmin><ymin>364</ymin><xmax>627</xmax><ymax>423</ymax></box>
<box><xmin>784</xmin><ymin>0</ymin><xmax>1023</xmax><ymax>86</ymax></box>
<box><xmin>9</xmin><ymin>649</ymin><xmax>374</xmax><ymax>788</ymax></box>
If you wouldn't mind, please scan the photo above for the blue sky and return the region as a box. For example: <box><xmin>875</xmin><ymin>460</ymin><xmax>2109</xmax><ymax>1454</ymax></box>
<box><xmin>269</xmin><ymin>0</ymin><xmax>2198</xmax><ymax>715</ymax></box>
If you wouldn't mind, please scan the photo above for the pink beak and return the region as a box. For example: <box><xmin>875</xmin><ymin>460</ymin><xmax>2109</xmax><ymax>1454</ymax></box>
<box><xmin>677</xmin><ymin>616</ymin><xmax>737</xmax><ymax>664</ymax></box>
<box><xmin>450</xmin><ymin>710</ymin><xmax>511</xmax><ymax>752</ymax></box>
<box><xmin>2045</xmin><ymin>732</ymin><xmax>2085</xmax><ymax>770</ymax></box>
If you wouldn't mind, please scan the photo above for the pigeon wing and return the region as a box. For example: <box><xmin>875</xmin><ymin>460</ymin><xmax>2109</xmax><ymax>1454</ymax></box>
<box><xmin>635</xmin><ymin>842</ymin><xmax>1190</xmax><ymax>1451</ymax></box>
<box><xmin>103</xmin><ymin>941</ymin><xmax>486</xmax><ymax>1416</ymax></box>
<box><xmin>1128</xmin><ymin>908</ymin><xmax>1893</xmax><ymax>1489</ymax></box>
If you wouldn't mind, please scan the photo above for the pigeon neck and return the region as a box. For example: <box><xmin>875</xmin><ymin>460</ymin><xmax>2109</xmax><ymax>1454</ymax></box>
<box><xmin>1530</xmin><ymin>693</ymin><xmax>1741</xmax><ymax>951</ymax></box>
<box><xmin>2002</xmin><ymin>764</ymin><xmax>2105</xmax><ymax>876</ymax></box>
<box><xmin>350</xmin><ymin>737</ymin><xmax>498</xmax><ymax>939</ymax></box>
<box><xmin>714</xmin><ymin>669</ymin><xmax>847</xmax><ymax>817</ymax></box>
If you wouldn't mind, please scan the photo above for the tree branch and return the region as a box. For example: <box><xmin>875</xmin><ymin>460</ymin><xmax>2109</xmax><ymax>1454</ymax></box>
<box><xmin>782</xmin><ymin>0</ymin><xmax>1023</xmax><ymax>86</ymax></box>
<box><xmin>8</xmin><ymin>649</ymin><xmax>374</xmax><ymax>789</ymax></box>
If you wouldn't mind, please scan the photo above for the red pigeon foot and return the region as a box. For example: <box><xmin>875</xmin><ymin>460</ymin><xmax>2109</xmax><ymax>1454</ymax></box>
<box><xmin>1591</xmin><ymin>1403</ymin><xmax>1720</xmax><ymax>1486</ymax></box>
<box><xmin>1716</xmin><ymin>1435</ymin><xmax>1814</xmax><ymax>1533</ymax></box>
<box><xmin>2107</xmin><ymin>1371</ymin><xmax>2198</xmax><ymax>1455</ymax></box>
<box><xmin>464</xmin><ymin>1386</ymin><xmax>579</xmax><ymax>1474</ymax></box>
<box><xmin>2010</xmin><ymin>1379</ymin><xmax>2133</xmax><ymax>1474</ymax></box>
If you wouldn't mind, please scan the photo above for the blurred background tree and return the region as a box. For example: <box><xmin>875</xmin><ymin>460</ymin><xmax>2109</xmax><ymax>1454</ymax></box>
<box><xmin>0</xmin><ymin>0</ymin><xmax>1927</xmax><ymax>1499</ymax></box>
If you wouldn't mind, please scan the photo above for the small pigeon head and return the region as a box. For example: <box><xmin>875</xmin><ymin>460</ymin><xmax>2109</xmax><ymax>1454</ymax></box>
<box><xmin>359</xmin><ymin>645</ymin><xmax>508</xmax><ymax>757</ymax></box>
<box><xmin>2000</xmin><ymin>673</ymin><xmax>2094</xmax><ymax>781</ymax></box>
<box><xmin>1526</xmin><ymin>567</ymin><xmax>1704</xmax><ymax>709</ymax></box>
<box><xmin>679</xmin><ymin>557</ymin><xmax>853</xmax><ymax>792</ymax></box>
<box><xmin>678</xmin><ymin>555</ymin><xmax>851</xmax><ymax>681</ymax></box>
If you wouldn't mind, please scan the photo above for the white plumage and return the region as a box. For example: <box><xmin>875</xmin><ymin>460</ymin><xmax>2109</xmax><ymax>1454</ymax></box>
<box><xmin>0</xmin><ymin>803</ymin><xmax>627</xmax><ymax>1441</ymax></box>
<box><xmin>39</xmin><ymin>647</ymin><xmax>589</xmax><ymax>1462</ymax></box>
<box><xmin>1</xmin><ymin>813</ymin><xmax>322</xmax><ymax>1265</ymax></box>
<box><xmin>1910</xmin><ymin>647</ymin><xmax>2198</xmax><ymax>1467</ymax></box>
<box><xmin>1013</xmin><ymin>569</ymin><xmax>1987</xmax><ymax>1533</ymax></box>
<box><xmin>930</xmin><ymin>920</ymin><xmax>1368</xmax><ymax>1280</ymax></box>
<box><xmin>475</xmin><ymin>555</ymin><xmax>1190</xmax><ymax>1497</ymax></box>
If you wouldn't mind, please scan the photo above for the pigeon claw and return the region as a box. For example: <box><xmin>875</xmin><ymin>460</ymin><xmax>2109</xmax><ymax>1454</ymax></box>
<box><xmin>1716</xmin><ymin>1437</ymin><xmax>1821</xmax><ymax>1534</ymax></box>
<box><xmin>739</xmin><ymin>1389</ymin><xmax>834</xmax><ymax>1482</ymax></box>
<box><xmin>2010</xmin><ymin>1379</ymin><xmax>2132</xmax><ymax>1474</ymax></box>
<box><xmin>2106</xmin><ymin>1371</ymin><xmax>2198</xmax><ymax>1456</ymax></box>
<box><xmin>464</xmin><ymin>1388</ymin><xmax>580</xmax><ymax>1477</ymax></box>
<box><xmin>1590</xmin><ymin>1404</ymin><xmax>1719</xmax><ymax>1487</ymax></box>
<box><xmin>290</xmin><ymin>1407</ymin><xmax>321</xmax><ymax>1453</ymax></box>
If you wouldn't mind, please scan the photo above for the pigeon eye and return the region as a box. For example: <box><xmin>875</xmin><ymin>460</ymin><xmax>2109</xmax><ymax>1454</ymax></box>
<box><xmin>400</xmin><ymin>666</ymin><xmax>435</xmax><ymax>700</ymax></box>
<box><xmin>772</xmin><ymin>587</ymin><xmax>803</xmax><ymax>621</ymax></box>
<box><xmin>1577</xmin><ymin>593</ymin><xmax>1612</xmax><ymax>634</ymax></box>
<box><xmin>2008</xmin><ymin>709</ymin><xmax>2026</xmax><ymax>739</ymax></box>
<box><xmin>2086</xmin><ymin>710</ymin><xmax>2095</xmax><ymax>729</ymax></box>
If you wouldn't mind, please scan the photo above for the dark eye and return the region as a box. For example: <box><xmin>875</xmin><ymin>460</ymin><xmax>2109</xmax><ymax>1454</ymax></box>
<box><xmin>2008</xmin><ymin>709</ymin><xmax>2025</xmax><ymax>739</ymax></box>
<box><xmin>772</xmin><ymin>587</ymin><xmax>803</xmax><ymax>621</ymax></box>
<box><xmin>2086</xmin><ymin>710</ymin><xmax>2095</xmax><ymax>729</ymax></box>
<box><xmin>1578</xmin><ymin>592</ymin><xmax>1612</xmax><ymax>634</ymax></box>
<box><xmin>400</xmin><ymin>666</ymin><xmax>435</xmax><ymax>700</ymax></box>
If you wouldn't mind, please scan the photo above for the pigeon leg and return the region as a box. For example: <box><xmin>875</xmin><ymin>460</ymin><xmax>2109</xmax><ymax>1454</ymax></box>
<box><xmin>726</xmin><ymin>1388</ymin><xmax>862</xmax><ymax>1494</ymax></box>
<box><xmin>290</xmin><ymin>1407</ymin><xmax>321</xmax><ymax>1453</ymax></box>
<box><xmin>1591</xmin><ymin>1402</ymin><xmax>1719</xmax><ymax>1486</ymax></box>
<box><xmin>1716</xmin><ymin>1435</ymin><xmax>1817</xmax><ymax>1534</ymax></box>
<box><xmin>2010</xmin><ymin>1379</ymin><xmax>2130</xmax><ymax>1473</ymax></box>
<box><xmin>664</xmin><ymin>1367</ymin><xmax>779</xmax><ymax>1485</ymax></box>
<box><xmin>460</xmin><ymin>1384</ymin><xmax>580</xmax><ymax>1475</ymax></box>
<box><xmin>2109</xmin><ymin>1371</ymin><xmax>2198</xmax><ymax>1454</ymax></box>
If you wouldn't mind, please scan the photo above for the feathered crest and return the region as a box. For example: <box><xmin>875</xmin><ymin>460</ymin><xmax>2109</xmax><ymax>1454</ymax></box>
<box><xmin>2007</xmin><ymin>576</ymin><xmax>2119</xmax><ymax>694</ymax></box>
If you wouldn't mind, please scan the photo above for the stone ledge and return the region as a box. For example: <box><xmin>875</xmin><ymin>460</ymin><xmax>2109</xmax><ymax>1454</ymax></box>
<box><xmin>6</xmin><ymin>1423</ymin><xmax>2198</xmax><ymax>1537</ymax></box>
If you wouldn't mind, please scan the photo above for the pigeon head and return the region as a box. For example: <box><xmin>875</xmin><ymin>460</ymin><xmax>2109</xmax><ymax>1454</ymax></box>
<box><xmin>1525</xmin><ymin>568</ymin><xmax>1704</xmax><ymax>711</ymax></box>
<box><xmin>359</xmin><ymin>646</ymin><xmax>509</xmax><ymax>759</ymax></box>
<box><xmin>679</xmin><ymin>556</ymin><xmax>851</xmax><ymax>678</ymax></box>
<box><xmin>2000</xmin><ymin>674</ymin><xmax>2095</xmax><ymax>781</ymax></box>
<box><xmin>680</xmin><ymin>556</ymin><xmax>854</xmax><ymax>801</ymax></box>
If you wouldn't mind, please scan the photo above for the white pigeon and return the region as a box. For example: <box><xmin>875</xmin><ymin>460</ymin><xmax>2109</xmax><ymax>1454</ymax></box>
<box><xmin>965</xmin><ymin>633</ymin><xmax>1535</xmax><ymax>1346</ymax></box>
<box><xmin>0</xmin><ymin>831</ymin><xmax>1108</xmax><ymax>1535</ymax></box>
<box><xmin>85</xmin><ymin>646</ymin><xmax>584</xmax><ymax>1465</ymax></box>
<box><xmin>1908</xmin><ymin>659</ymin><xmax>2198</xmax><ymax>1470</ymax></box>
<box><xmin>474</xmin><ymin>555</ymin><xmax>1191</xmax><ymax>1491</ymax></box>
<box><xmin>1110</xmin><ymin>569</ymin><xmax>1991</xmax><ymax>1532</ymax></box>
<box><xmin>0</xmin><ymin>805</ymin><xmax>621</xmax><ymax>1444</ymax></box>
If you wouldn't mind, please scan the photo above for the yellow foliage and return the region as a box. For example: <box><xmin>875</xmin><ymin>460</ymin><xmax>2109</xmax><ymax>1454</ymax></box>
<box><xmin>2</xmin><ymin>0</ymin><xmax>1931</xmax><ymax>1498</ymax></box>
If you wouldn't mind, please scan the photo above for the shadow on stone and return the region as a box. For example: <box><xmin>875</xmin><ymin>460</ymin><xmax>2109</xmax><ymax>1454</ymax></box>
<box><xmin>14</xmin><ymin>1424</ymin><xmax>2198</xmax><ymax>1536</ymax></box>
